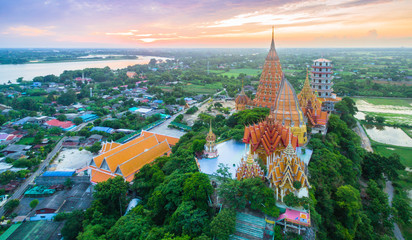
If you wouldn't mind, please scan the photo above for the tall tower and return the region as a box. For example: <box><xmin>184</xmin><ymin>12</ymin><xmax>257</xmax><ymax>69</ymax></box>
<box><xmin>311</xmin><ymin>58</ymin><xmax>339</xmax><ymax>111</ymax></box>
<box><xmin>253</xmin><ymin>26</ymin><xmax>284</xmax><ymax>109</ymax></box>
<box><xmin>311</xmin><ymin>58</ymin><xmax>333</xmax><ymax>98</ymax></box>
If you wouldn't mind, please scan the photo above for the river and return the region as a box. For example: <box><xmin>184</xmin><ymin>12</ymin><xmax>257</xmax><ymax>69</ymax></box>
<box><xmin>0</xmin><ymin>55</ymin><xmax>170</xmax><ymax>84</ymax></box>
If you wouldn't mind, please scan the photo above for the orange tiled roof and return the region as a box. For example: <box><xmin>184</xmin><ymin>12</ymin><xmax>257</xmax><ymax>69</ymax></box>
<box><xmin>141</xmin><ymin>130</ymin><xmax>179</xmax><ymax>146</ymax></box>
<box><xmin>103</xmin><ymin>136</ymin><xmax>159</xmax><ymax>172</ymax></box>
<box><xmin>93</xmin><ymin>135</ymin><xmax>146</xmax><ymax>168</ymax></box>
<box><xmin>272</xmin><ymin>79</ymin><xmax>305</xmax><ymax>128</ymax></box>
<box><xmin>243</xmin><ymin>116</ymin><xmax>298</xmax><ymax>156</ymax></box>
<box><xmin>253</xmin><ymin>27</ymin><xmax>284</xmax><ymax>109</ymax></box>
<box><xmin>90</xmin><ymin>168</ymin><xmax>116</xmax><ymax>184</ymax></box>
<box><xmin>116</xmin><ymin>140</ymin><xmax>171</xmax><ymax>179</ymax></box>
<box><xmin>101</xmin><ymin>142</ymin><xmax>121</xmax><ymax>153</ymax></box>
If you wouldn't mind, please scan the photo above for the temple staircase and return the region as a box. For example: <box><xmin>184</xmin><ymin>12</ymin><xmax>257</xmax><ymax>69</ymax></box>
<box><xmin>230</xmin><ymin>212</ymin><xmax>266</xmax><ymax>240</ymax></box>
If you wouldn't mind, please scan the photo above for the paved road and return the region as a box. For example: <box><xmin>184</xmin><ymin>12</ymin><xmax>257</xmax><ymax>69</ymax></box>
<box><xmin>0</xmin><ymin>137</ymin><xmax>66</xmax><ymax>217</ymax></box>
<box><xmin>353</xmin><ymin>122</ymin><xmax>404</xmax><ymax>240</ymax></box>
<box><xmin>148</xmin><ymin>110</ymin><xmax>186</xmax><ymax>138</ymax></box>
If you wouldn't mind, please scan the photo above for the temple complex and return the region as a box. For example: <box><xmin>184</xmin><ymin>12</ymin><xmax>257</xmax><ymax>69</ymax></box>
<box><xmin>253</xmin><ymin>27</ymin><xmax>284</xmax><ymax>109</ymax></box>
<box><xmin>243</xmin><ymin>114</ymin><xmax>298</xmax><ymax>165</ymax></box>
<box><xmin>272</xmin><ymin>78</ymin><xmax>307</xmax><ymax>145</ymax></box>
<box><xmin>236</xmin><ymin>147</ymin><xmax>265</xmax><ymax>180</ymax></box>
<box><xmin>297</xmin><ymin>69</ymin><xmax>329</xmax><ymax>135</ymax></box>
<box><xmin>267</xmin><ymin>138</ymin><xmax>310</xmax><ymax>202</ymax></box>
<box><xmin>204</xmin><ymin>121</ymin><xmax>218</xmax><ymax>158</ymax></box>
<box><xmin>235</xmin><ymin>80</ymin><xmax>253</xmax><ymax>111</ymax></box>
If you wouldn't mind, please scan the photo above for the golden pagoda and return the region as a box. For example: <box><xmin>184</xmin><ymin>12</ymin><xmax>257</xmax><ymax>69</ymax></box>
<box><xmin>243</xmin><ymin>114</ymin><xmax>299</xmax><ymax>165</ymax></box>
<box><xmin>204</xmin><ymin>120</ymin><xmax>218</xmax><ymax>158</ymax></box>
<box><xmin>235</xmin><ymin>79</ymin><xmax>252</xmax><ymax>111</ymax></box>
<box><xmin>272</xmin><ymin>77</ymin><xmax>307</xmax><ymax>145</ymax></box>
<box><xmin>297</xmin><ymin>69</ymin><xmax>329</xmax><ymax>134</ymax></box>
<box><xmin>236</xmin><ymin>147</ymin><xmax>264</xmax><ymax>181</ymax></box>
<box><xmin>253</xmin><ymin>26</ymin><xmax>284</xmax><ymax>109</ymax></box>
<box><xmin>267</xmin><ymin>135</ymin><xmax>310</xmax><ymax>202</ymax></box>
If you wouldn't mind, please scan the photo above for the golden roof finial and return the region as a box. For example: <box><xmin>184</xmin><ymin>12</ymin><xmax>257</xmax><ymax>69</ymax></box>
<box><xmin>246</xmin><ymin>145</ymin><xmax>254</xmax><ymax>164</ymax></box>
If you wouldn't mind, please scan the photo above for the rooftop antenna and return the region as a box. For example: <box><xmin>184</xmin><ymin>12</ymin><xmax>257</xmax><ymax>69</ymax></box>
<box><xmin>207</xmin><ymin>61</ymin><xmax>210</xmax><ymax>75</ymax></box>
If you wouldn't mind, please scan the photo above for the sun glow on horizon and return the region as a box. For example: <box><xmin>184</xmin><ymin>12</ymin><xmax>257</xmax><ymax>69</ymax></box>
<box><xmin>0</xmin><ymin>0</ymin><xmax>411</xmax><ymax>48</ymax></box>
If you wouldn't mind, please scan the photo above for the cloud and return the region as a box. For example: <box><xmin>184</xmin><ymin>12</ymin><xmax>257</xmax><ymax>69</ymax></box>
<box><xmin>367</xmin><ymin>29</ymin><xmax>378</xmax><ymax>38</ymax></box>
<box><xmin>4</xmin><ymin>25</ymin><xmax>55</xmax><ymax>36</ymax></box>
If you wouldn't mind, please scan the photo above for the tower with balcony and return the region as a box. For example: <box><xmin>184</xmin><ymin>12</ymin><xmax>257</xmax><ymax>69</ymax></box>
<box><xmin>311</xmin><ymin>58</ymin><xmax>340</xmax><ymax>111</ymax></box>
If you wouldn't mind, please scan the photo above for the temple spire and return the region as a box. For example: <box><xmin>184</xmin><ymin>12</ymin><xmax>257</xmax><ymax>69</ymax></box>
<box><xmin>271</xmin><ymin>25</ymin><xmax>275</xmax><ymax>49</ymax></box>
<box><xmin>240</xmin><ymin>79</ymin><xmax>245</xmax><ymax>94</ymax></box>
<box><xmin>209</xmin><ymin>119</ymin><xmax>212</xmax><ymax>134</ymax></box>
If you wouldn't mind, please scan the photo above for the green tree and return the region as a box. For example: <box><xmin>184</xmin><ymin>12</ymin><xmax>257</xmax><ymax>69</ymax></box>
<box><xmin>57</xmin><ymin>114</ymin><xmax>67</xmax><ymax>121</ymax></box>
<box><xmin>183</xmin><ymin>172</ymin><xmax>213</xmax><ymax>211</ymax></box>
<box><xmin>375</xmin><ymin>116</ymin><xmax>385</xmax><ymax>123</ymax></box>
<box><xmin>192</xmin><ymin>139</ymin><xmax>206</xmax><ymax>154</ymax></box>
<box><xmin>335</xmin><ymin>185</ymin><xmax>362</xmax><ymax>238</ymax></box>
<box><xmin>93</xmin><ymin>176</ymin><xmax>129</xmax><ymax>216</ymax></box>
<box><xmin>73</xmin><ymin>117</ymin><xmax>83</xmax><ymax>125</ymax></box>
<box><xmin>64</xmin><ymin>178</ymin><xmax>74</xmax><ymax>189</ymax></box>
<box><xmin>58</xmin><ymin>89</ymin><xmax>77</xmax><ymax>106</ymax></box>
<box><xmin>29</xmin><ymin>199</ymin><xmax>39</xmax><ymax>209</ymax></box>
<box><xmin>169</xmin><ymin>201</ymin><xmax>208</xmax><ymax>237</ymax></box>
<box><xmin>87</xmin><ymin>141</ymin><xmax>102</xmax><ymax>154</ymax></box>
<box><xmin>61</xmin><ymin>210</ymin><xmax>85</xmax><ymax>240</ymax></box>
<box><xmin>364</xmin><ymin>180</ymin><xmax>393</xmax><ymax>235</ymax></box>
<box><xmin>210</xmin><ymin>208</ymin><xmax>236</xmax><ymax>240</ymax></box>
<box><xmin>365</xmin><ymin>114</ymin><xmax>374</xmax><ymax>123</ymax></box>
<box><xmin>4</xmin><ymin>199</ymin><xmax>19</xmax><ymax>212</ymax></box>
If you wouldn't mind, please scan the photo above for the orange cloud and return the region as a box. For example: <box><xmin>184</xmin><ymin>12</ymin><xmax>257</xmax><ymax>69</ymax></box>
<box><xmin>4</xmin><ymin>25</ymin><xmax>55</xmax><ymax>36</ymax></box>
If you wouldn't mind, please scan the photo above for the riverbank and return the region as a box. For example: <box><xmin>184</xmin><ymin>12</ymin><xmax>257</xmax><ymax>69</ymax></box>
<box><xmin>0</xmin><ymin>55</ymin><xmax>171</xmax><ymax>84</ymax></box>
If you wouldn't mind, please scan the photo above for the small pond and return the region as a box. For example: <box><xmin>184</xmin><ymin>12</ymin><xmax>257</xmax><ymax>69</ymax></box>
<box><xmin>363</xmin><ymin>124</ymin><xmax>412</xmax><ymax>147</ymax></box>
<box><xmin>197</xmin><ymin>139</ymin><xmax>313</xmax><ymax>178</ymax></box>
<box><xmin>198</xmin><ymin>139</ymin><xmax>245</xmax><ymax>179</ymax></box>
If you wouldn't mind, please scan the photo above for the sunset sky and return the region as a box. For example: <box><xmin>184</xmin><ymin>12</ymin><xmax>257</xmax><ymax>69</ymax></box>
<box><xmin>1</xmin><ymin>0</ymin><xmax>411</xmax><ymax>48</ymax></box>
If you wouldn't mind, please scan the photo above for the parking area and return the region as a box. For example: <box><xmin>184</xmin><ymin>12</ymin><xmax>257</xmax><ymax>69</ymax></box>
<box><xmin>13</xmin><ymin>182</ymin><xmax>92</xmax><ymax>217</ymax></box>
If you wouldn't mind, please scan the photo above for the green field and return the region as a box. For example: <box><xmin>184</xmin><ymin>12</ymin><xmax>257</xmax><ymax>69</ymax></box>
<box><xmin>183</xmin><ymin>81</ymin><xmax>223</xmax><ymax>95</ymax></box>
<box><xmin>354</xmin><ymin>97</ymin><xmax>412</xmax><ymax>107</ymax></box>
<box><xmin>212</xmin><ymin>68</ymin><xmax>261</xmax><ymax>78</ymax></box>
<box><xmin>362</xmin><ymin>112</ymin><xmax>412</xmax><ymax>125</ymax></box>
<box><xmin>372</xmin><ymin>143</ymin><xmax>412</xmax><ymax>167</ymax></box>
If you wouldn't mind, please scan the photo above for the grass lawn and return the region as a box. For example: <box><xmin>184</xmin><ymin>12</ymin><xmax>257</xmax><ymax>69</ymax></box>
<box><xmin>355</xmin><ymin>97</ymin><xmax>412</xmax><ymax>107</ymax></box>
<box><xmin>16</xmin><ymin>137</ymin><xmax>34</xmax><ymax>145</ymax></box>
<box><xmin>372</xmin><ymin>142</ymin><xmax>412</xmax><ymax>167</ymax></box>
<box><xmin>184</xmin><ymin>82</ymin><xmax>223</xmax><ymax>95</ymax></box>
<box><xmin>362</xmin><ymin>112</ymin><xmax>412</xmax><ymax>125</ymax></box>
<box><xmin>219</xmin><ymin>68</ymin><xmax>261</xmax><ymax>78</ymax></box>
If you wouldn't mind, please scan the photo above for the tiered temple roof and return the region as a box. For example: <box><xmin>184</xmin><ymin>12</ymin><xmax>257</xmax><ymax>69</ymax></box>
<box><xmin>267</xmin><ymin>138</ymin><xmax>310</xmax><ymax>201</ymax></box>
<box><xmin>235</xmin><ymin>80</ymin><xmax>252</xmax><ymax>111</ymax></box>
<box><xmin>268</xmin><ymin>142</ymin><xmax>310</xmax><ymax>192</ymax></box>
<box><xmin>297</xmin><ymin>70</ymin><xmax>328</xmax><ymax>126</ymax></box>
<box><xmin>88</xmin><ymin>131</ymin><xmax>178</xmax><ymax>183</ymax></box>
<box><xmin>236</xmin><ymin>149</ymin><xmax>264</xmax><ymax>181</ymax></box>
<box><xmin>253</xmin><ymin>27</ymin><xmax>284</xmax><ymax>109</ymax></box>
<box><xmin>243</xmin><ymin>115</ymin><xmax>298</xmax><ymax>158</ymax></box>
